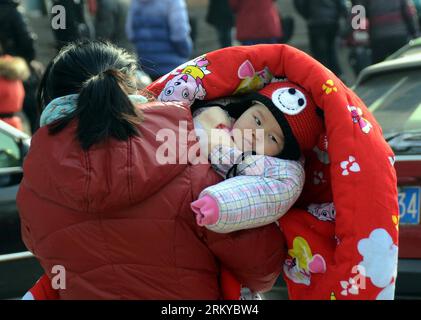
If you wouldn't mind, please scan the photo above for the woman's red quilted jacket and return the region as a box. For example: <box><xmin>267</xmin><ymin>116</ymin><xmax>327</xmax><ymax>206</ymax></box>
<box><xmin>17</xmin><ymin>101</ymin><xmax>285</xmax><ymax>299</ymax></box>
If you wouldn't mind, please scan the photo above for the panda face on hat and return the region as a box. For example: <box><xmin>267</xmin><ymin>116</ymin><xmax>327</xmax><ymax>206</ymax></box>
<box><xmin>271</xmin><ymin>87</ymin><xmax>307</xmax><ymax>116</ymax></box>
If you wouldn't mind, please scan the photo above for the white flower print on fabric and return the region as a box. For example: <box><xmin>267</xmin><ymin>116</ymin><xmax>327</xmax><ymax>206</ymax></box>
<box><xmin>341</xmin><ymin>156</ymin><xmax>361</xmax><ymax>176</ymax></box>
<box><xmin>340</xmin><ymin>277</ymin><xmax>360</xmax><ymax>296</ymax></box>
<box><xmin>313</xmin><ymin>171</ymin><xmax>326</xmax><ymax>185</ymax></box>
<box><xmin>358</xmin><ymin>228</ymin><xmax>398</xmax><ymax>289</ymax></box>
<box><xmin>334</xmin><ymin>236</ymin><xmax>341</xmax><ymax>246</ymax></box>
<box><xmin>339</xmin><ymin>265</ymin><xmax>366</xmax><ymax>297</ymax></box>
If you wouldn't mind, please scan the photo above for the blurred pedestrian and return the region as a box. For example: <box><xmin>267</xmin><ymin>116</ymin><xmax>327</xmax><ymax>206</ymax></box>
<box><xmin>415</xmin><ymin>0</ymin><xmax>421</xmax><ymax>27</ymax></box>
<box><xmin>0</xmin><ymin>55</ymin><xmax>30</xmax><ymax>131</ymax></box>
<box><xmin>364</xmin><ymin>0</ymin><xmax>420</xmax><ymax>63</ymax></box>
<box><xmin>0</xmin><ymin>0</ymin><xmax>36</xmax><ymax>62</ymax></box>
<box><xmin>345</xmin><ymin>0</ymin><xmax>372</xmax><ymax>76</ymax></box>
<box><xmin>89</xmin><ymin>0</ymin><xmax>134</xmax><ymax>52</ymax></box>
<box><xmin>206</xmin><ymin>0</ymin><xmax>234</xmax><ymax>48</ymax></box>
<box><xmin>51</xmin><ymin>0</ymin><xmax>93</xmax><ymax>51</ymax></box>
<box><xmin>126</xmin><ymin>0</ymin><xmax>193</xmax><ymax>81</ymax></box>
<box><xmin>0</xmin><ymin>0</ymin><xmax>43</xmax><ymax>134</ymax></box>
<box><xmin>294</xmin><ymin>0</ymin><xmax>350</xmax><ymax>77</ymax></box>
<box><xmin>229</xmin><ymin>0</ymin><xmax>282</xmax><ymax>45</ymax></box>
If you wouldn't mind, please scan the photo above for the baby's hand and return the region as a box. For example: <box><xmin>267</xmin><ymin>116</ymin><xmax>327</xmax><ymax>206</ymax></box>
<box><xmin>196</xmin><ymin>107</ymin><xmax>231</xmax><ymax>131</ymax></box>
<box><xmin>191</xmin><ymin>195</ymin><xmax>219</xmax><ymax>226</ymax></box>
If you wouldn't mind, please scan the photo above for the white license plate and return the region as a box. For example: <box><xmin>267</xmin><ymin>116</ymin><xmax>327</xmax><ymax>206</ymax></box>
<box><xmin>398</xmin><ymin>187</ymin><xmax>421</xmax><ymax>225</ymax></box>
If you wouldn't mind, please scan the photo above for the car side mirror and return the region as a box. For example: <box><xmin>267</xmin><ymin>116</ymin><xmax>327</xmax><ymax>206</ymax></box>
<box><xmin>17</xmin><ymin>138</ymin><xmax>30</xmax><ymax>162</ymax></box>
<box><xmin>0</xmin><ymin>167</ymin><xmax>23</xmax><ymax>188</ymax></box>
<box><xmin>0</xmin><ymin>136</ymin><xmax>26</xmax><ymax>188</ymax></box>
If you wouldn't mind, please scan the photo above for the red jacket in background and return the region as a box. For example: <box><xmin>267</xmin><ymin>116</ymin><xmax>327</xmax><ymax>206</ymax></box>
<box><xmin>0</xmin><ymin>55</ymin><xmax>28</xmax><ymax>131</ymax></box>
<box><xmin>230</xmin><ymin>0</ymin><xmax>282</xmax><ymax>41</ymax></box>
<box><xmin>0</xmin><ymin>78</ymin><xmax>24</xmax><ymax>131</ymax></box>
<box><xmin>17</xmin><ymin>101</ymin><xmax>285</xmax><ymax>299</ymax></box>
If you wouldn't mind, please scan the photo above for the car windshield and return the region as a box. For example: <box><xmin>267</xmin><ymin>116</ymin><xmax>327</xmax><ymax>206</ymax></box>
<box><xmin>355</xmin><ymin>67</ymin><xmax>421</xmax><ymax>138</ymax></box>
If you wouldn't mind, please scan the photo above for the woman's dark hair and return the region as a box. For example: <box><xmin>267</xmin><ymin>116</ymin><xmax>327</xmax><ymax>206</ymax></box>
<box><xmin>37</xmin><ymin>40</ymin><xmax>143</xmax><ymax>150</ymax></box>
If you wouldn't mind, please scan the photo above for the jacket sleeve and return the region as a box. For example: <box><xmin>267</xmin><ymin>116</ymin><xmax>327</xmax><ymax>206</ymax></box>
<box><xmin>168</xmin><ymin>0</ymin><xmax>193</xmax><ymax>58</ymax></box>
<box><xmin>190</xmin><ymin>145</ymin><xmax>286</xmax><ymax>293</ymax></box>
<box><xmin>208</xmin><ymin>144</ymin><xmax>244</xmax><ymax>177</ymax></box>
<box><xmin>202</xmin><ymin>148</ymin><xmax>305</xmax><ymax>233</ymax></box>
<box><xmin>204</xmin><ymin>223</ymin><xmax>286</xmax><ymax>293</ymax></box>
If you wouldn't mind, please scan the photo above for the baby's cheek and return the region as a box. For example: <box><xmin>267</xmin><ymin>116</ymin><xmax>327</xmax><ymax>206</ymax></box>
<box><xmin>265</xmin><ymin>141</ymin><xmax>283</xmax><ymax>157</ymax></box>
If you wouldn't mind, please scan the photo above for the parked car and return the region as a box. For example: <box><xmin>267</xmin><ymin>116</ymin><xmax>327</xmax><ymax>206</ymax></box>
<box><xmin>386</xmin><ymin>37</ymin><xmax>421</xmax><ymax>61</ymax></box>
<box><xmin>0</xmin><ymin>120</ymin><xmax>43</xmax><ymax>299</ymax></box>
<box><xmin>353</xmin><ymin>55</ymin><xmax>421</xmax><ymax>298</ymax></box>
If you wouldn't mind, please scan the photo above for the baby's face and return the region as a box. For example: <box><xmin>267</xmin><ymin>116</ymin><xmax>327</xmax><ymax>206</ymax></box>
<box><xmin>233</xmin><ymin>102</ymin><xmax>285</xmax><ymax>156</ymax></box>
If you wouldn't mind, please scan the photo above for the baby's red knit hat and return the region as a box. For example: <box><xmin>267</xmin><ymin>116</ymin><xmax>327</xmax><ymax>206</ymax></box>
<box><xmin>256</xmin><ymin>81</ymin><xmax>325</xmax><ymax>158</ymax></box>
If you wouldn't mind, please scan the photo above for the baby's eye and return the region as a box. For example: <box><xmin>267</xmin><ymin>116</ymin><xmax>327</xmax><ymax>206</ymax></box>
<box><xmin>269</xmin><ymin>135</ymin><xmax>278</xmax><ymax>144</ymax></box>
<box><xmin>254</xmin><ymin>116</ymin><xmax>262</xmax><ymax>126</ymax></box>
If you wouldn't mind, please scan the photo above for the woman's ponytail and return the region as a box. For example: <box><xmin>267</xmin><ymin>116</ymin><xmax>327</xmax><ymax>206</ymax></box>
<box><xmin>38</xmin><ymin>41</ymin><xmax>145</xmax><ymax>150</ymax></box>
<box><xmin>76</xmin><ymin>69</ymin><xmax>143</xmax><ymax>150</ymax></box>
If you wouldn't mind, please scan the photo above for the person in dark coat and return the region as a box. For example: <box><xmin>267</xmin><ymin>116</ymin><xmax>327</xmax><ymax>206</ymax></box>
<box><xmin>0</xmin><ymin>0</ymin><xmax>41</xmax><ymax>133</ymax></box>
<box><xmin>0</xmin><ymin>0</ymin><xmax>36</xmax><ymax>62</ymax></box>
<box><xmin>415</xmin><ymin>0</ymin><xmax>421</xmax><ymax>27</ymax></box>
<box><xmin>206</xmin><ymin>0</ymin><xmax>234</xmax><ymax>48</ymax></box>
<box><xmin>51</xmin><ymin>0</ymin><xmax>93</xmax><ymax>51</ymax></box>
<box><xmin>93</xmin><ymin>0</ymin><xmax>134</xmax><ymax>52</ymax></box>
<box><xmin>294</xmin><ymin>0</ymin><xmax>350</xmax><ymax>77</ymax></box>
<box><xmin>364</xmin><ymin>0</ymin><xmax>420</xmax><ymax>63</ymax></box>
